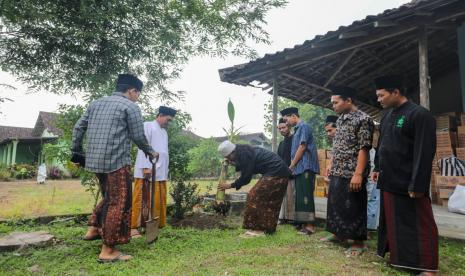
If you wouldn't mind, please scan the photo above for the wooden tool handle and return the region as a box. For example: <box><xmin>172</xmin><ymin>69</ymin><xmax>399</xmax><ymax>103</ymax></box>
<box><xmin>150</xmin><ymin>160</ymin><xmax>157</xmax><ymax>220</ymax></box>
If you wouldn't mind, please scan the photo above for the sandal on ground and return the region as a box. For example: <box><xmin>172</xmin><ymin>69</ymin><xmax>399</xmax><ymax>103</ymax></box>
<box><xmin>239</xmin><ymin>230</ymin><xmax>265</xmax><ymax>238</ymax></box>
<box><xmin>98</xmin><ymin>253</ymin><xmax>132</xmax><ymax>263</ymax></box>
<box><xmin>320</xmin><ymin>235</ymin><xmax>341</xmax><ymax>243</ymax></box>
<box><xmin>297</xmin><ymin>227</ymin><xmax>316</xmax><ymax>235</ymax></box>
<box><xmin>82</xmin><ymin>234</ymin><xmax>101</xmax><ymax>241</ymax></box>
<box><xmin>345</xmin><ymin>246</ymin><xmax>367</xmax><ymax>257</ymax></box>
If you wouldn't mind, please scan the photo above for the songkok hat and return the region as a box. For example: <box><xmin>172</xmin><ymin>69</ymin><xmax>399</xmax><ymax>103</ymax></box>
<box><xmin>325</xmin><ymin>115</ymin><xmax>338</xmax><ymax>125</ymax></box>
<box><xmin>374</xmin><ymin>75</ymin><xmax>403</xmax><ymax>90</ymax></box>
<box><xmin>280</xmin><ymin>107</ymin><xmax>299</xmax><ymax>117</ymax></box>
<box><xmin>218</xmin><ymin>140</ymin><xmax>236</xmax><ymax>157</ymax></box>
<box><xmin>116</xmin><ymin>74</ymin><xmax>143</xmax><ymax>92</ymax></box>
<box><xmin>159</xmin><ymin>106</ymin><xmax>177</xmax><ymax>117</ymax></box>
<box><xmin>278</xmin><ymin>118</ymin><xmax>286</xmax><ymax>124</ymax></box>
<box><xmin>331</xmin><ymin>86</ymin><xmax>356</xmax><ymax>98</ymax></box>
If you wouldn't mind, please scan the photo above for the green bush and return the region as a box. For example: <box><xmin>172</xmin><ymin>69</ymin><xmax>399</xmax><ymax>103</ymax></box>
<box><xmin>169</xmin><ymin>181</ymin><xmax>201</xmax><ymax>219</ymax></box>
<box><xmin>0</xmin><ymin>164</ymin><xmax>12</xmax><ymax>181</ymax></box>
<box><xmin>9</xmin><ymin>164</ymin><xmax>37</xmax><ymax>180</ymax></box>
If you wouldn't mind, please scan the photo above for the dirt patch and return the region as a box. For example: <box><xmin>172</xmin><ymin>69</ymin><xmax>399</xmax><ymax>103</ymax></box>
<box><xmin>170</xmin><ymin>212</ymin><xmax>241</xmax><ymax>230</ymax></box>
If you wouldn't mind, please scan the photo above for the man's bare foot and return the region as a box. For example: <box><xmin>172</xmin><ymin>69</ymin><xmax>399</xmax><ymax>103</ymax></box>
<box><xmin>239</xmin><ymin>230</ymin><xmax>266</xmax><ymax>238</ymax></box>
<box><xmin>130</xmin><ymin>229</ymin><xmax>142</xmax><ymax>238</ymax></box>
<box><xmin>305</xmin><ymin>224</ymin><xmax>316</xmax><ymax>234</ymax></box>
<box><xmin>98</xmin><ymin>245</ymin><xmax>133</xmax><ymax>262</ymax></box>
<box><xmin>83</xmin><ymin>226</ymin><xmax>100</xmax><ymax>240</ymax></box>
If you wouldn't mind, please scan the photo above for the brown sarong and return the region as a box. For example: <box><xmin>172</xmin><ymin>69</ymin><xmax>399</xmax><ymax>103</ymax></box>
<box><xmin>88</xmin><ymin>166</ymin><xmax>132</xmax><ymax>246</ymax></box>
<box><xmin>243</xmin><ymin>176</ymin><xmax>288</xmax><ymax>233</ymax></box>
<box><xmin>377</xmin><ymin>191</ymin><xmax>439</xmax><ymax>272</ymax></box>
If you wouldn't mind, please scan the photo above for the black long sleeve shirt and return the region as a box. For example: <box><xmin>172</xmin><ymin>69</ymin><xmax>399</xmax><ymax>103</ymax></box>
<box><xmin>231</xmin><ymin>146</ymin><xmax>291</xmax><ymax>190</ymax></box>
<box><xmin>374</xmin><ymin>101</ymin><xmax>436</xmax><ymax>195</ymax></box>
<box><xmin>277</xmin><ymin>135</ymin><xmax>293</xmax><ymax>166</ymax></box>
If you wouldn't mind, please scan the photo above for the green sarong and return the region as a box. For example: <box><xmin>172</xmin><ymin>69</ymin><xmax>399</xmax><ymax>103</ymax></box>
<box><xmin>294</xmin><ymin>170</ymin><xmax>315</xmax><ymax>223</ymax></box>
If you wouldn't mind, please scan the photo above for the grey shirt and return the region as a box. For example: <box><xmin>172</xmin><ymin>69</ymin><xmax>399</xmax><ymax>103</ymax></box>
<box><xmin>72</xmin><ymin>92</ymin><xmax>154</xmax><ymax>173</ymax></box>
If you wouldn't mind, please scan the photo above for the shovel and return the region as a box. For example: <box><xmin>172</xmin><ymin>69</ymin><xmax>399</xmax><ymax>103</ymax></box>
<box><xmin>140</xmin><ymin>175</ymin><xmax>151</xmax><ymax>228</ymax></box>
<box><xmin>145</xmin><ymin>160</ymin><xmax>160</xmax><ymax>244</ymax></box>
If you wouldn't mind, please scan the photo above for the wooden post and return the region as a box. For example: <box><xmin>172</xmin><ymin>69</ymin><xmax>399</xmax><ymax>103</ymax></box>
<box><xmin>272</xmin><ymin>77</ymin><xmax>279</xmax><ymax>153</ymax></box>
<box><xmin>418</xmin><ymin>26</ymin><xmax>430</xmax><ymax>109</ymax></box>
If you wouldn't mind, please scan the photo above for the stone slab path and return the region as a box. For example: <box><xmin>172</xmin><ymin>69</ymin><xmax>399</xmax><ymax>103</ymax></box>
<box><xmin>0</xmin><ymin>231</ymin><xmax>54</xmax><ymax>252</ymax></box>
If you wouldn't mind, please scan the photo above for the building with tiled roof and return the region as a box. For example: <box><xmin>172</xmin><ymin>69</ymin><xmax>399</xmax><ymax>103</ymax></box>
<box><xmin>0</xmin><ymin>112</ymin><xmax>61</xmax><ymax>165</ymax></box>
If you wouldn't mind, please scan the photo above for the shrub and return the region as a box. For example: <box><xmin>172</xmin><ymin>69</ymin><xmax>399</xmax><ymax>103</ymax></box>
<box><xmin>169</xmin><ymin>181</ymin><xmax>201</xmax><ymax>219</ymax></box>
<box><xmin>0</xmin><ymin>164</ymin><xmax>11</xmax><ymax>181</ymax></box>
<box><xmin>9</xmin><ymin>164</ymin><xmax>36</xmax><ymax>179</ymax></box>
<box><xmin>80</xmin><ymin>170</ymin><xmax>101</xmax><ymax>207</ymax></box>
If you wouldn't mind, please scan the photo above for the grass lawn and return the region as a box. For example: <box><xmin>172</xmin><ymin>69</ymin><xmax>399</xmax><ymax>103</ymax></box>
<box><xmin>0</xmin><ymin>179</ymin><xmax>256</xmax><ymax>220</ymax></box>
<box><xmin>0</xmin><ymin>180</ymin><xmax>464</xmax><ymax>275</ymax></box>
<box><xmin>0</xmin><ymin>218</ymin><xmax>464</xmax><ymax>275</ymax></box>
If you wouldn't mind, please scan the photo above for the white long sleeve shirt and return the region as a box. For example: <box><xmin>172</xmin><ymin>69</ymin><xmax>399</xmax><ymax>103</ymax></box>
<box><xmin>134</xmin><ymin>121</ymin><xmax>169</xmax><ymax>180</ymax></box>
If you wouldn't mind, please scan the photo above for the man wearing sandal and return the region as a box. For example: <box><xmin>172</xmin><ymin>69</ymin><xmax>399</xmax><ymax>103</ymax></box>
<box><xmin>281</xmin><ymin>107</ymin><xmax>320</xmax><ymax>235</ymax></box>
<box><xmin>323</xmin><ymin>86</ymin><xmax>374</xmax><ymax>257</ymax></box>
<box><xmin>72</xmin><ymin>74</ymin><xmax>158</xmax><ymax>263</ymax></box>
<box><xmin>130</xmin><ymin>106</ymin><xmax>176</xmax><ymax>237</ymax></box>
<box><xmin>217</xmin><ymin>141</ymin><xmax>291</xmax><ymax>238</ymax></box>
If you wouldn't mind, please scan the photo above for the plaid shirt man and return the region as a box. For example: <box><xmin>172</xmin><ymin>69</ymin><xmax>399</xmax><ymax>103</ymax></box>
<box><xmin>72</xmin><ymin>92</ymin><xmax>154</xmax><ymax>173</ymax></box>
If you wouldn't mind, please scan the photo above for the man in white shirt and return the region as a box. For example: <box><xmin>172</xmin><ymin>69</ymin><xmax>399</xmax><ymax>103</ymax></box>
<box><xmin>130</xmin><ymin>106</ymin><xmax>176</xmax><ymax>237</ymax></box>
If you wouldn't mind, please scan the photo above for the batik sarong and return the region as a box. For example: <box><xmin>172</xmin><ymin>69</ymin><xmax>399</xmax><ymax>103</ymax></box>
<box><xmin>88</xmin><ymin>166</ymin><xmax>132</xmax><ymax>246</ymax></box>
<box><xmin>243</xmin><ymin>176</ymin><xmax>288</xmax><ymax>233</ymax></box>
<box><xmin>326</xmin><ymin>176</ymin><xmax>367</xmax><ymax>240</ymax></box>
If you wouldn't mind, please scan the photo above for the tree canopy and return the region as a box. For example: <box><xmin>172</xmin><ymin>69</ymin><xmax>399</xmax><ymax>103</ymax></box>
<box><xmin>188</xmin><ymin>138</ymin><xmax>221</xmax><ymax>178</ymax></box>
<box><xmin>264</xmin><ymin>97</ymin><xmax>335</xmax><ymax>149</ymax></box>
<box><xmin>0</xmin><ymin>0</ymin><xmax>287</xmax><ymax>102</ymax></box>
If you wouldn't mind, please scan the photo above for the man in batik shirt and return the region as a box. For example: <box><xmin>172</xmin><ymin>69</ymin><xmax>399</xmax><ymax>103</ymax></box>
<box><xmin>323</xmin><ymin>86</ymin><xmax>374</xmax><ymax>257</ymax></box>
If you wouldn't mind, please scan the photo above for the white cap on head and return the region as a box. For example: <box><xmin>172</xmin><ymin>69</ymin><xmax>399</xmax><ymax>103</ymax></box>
<box><xmin>218</xmin><ymin>140</ymin><xmax>236</xmax><ymax>157</ymax></box>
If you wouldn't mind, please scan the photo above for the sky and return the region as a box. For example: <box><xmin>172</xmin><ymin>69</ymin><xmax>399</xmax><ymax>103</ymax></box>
<box><xmin>0</xmin><ymin>0</ymin><xmax>410</xmax><ymax>137</ymax></box>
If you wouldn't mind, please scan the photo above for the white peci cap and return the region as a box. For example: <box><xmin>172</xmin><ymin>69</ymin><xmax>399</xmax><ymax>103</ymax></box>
<box><xmin>218</xmin><ymin>140</ymin><xmax>236</xmax><ymax>157</ymax></box>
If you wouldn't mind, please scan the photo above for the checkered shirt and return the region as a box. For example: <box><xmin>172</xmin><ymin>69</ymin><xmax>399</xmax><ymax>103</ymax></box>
<box><xmin>72</xmin><ymin>92</ymin><xmax>154</xmax><ymax>173</ymax></box>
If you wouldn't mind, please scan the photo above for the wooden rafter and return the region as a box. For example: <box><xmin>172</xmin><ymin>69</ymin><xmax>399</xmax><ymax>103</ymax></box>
<box><xmin>324</xmin><ymin>49</ymin><xmax>359</xmax><ymax>87</ymax></box>
<box><xmin>281</xmin><ymin>72</ymin><xmax>331</xmax><ymax>93</ymax></box>
<box><xmin>360</xmin><ymin>48</ymin><xmax>385</xmax><ymax>65</ymax></box>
